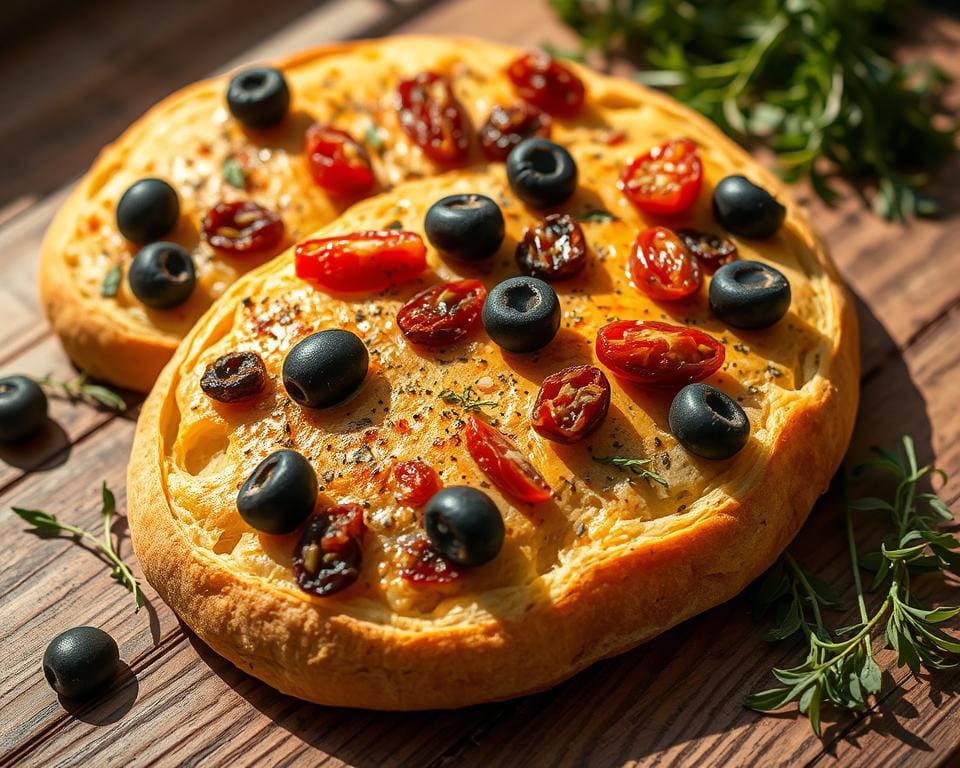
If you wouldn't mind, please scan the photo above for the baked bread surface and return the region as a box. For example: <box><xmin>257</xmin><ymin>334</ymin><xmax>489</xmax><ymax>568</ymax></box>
<box><xmin>123</xmin><ymin>37</ymin><xmax>859</xmax><ymax>709</ymax></box>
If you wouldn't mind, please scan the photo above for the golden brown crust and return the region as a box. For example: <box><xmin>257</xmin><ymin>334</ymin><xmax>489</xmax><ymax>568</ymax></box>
<box><xmin>122</xmin><ymin>36</ymin><xmax>859</xmax><ymax>709</ymax></box>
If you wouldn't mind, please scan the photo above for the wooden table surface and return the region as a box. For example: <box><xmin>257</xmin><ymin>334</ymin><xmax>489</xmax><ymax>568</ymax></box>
<box><xmin>1</xmin><ymin>1</ymin><xmax>959</xmax><ymax>766</ymax></box>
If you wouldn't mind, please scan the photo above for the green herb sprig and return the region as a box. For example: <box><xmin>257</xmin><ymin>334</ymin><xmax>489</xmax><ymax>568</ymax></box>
<box><xmin>746</xmin><ymin>437</ymin><xmax>958</xmax><ymax>735</ymax></box>
<box><xmin>550</xmin><ymin>0</ymin><xmax>957</xmax><ymax>220</ymax></box>
<box><xmin>593</xmin><ymin>455</ymin><xmax>668</xmax><ymax>488</ymax></box>
<box><xmin>101</xmin><ymin>264</ymin><xmax>122</xmax><ymax>298</ymax></box>
<box><xmin>439</xmin><ymin>386</ymin><xmax>499</xmax><ymax>412</ymax></box>
<box><xmin>36</xmin><ymin>372</ymin><xmax>127</xmax><ymax>412</ymax></box>
<box><xmin>13</xmin><ymin>483</ymin><xmax>143</xmax><ymax>612</ymax></box>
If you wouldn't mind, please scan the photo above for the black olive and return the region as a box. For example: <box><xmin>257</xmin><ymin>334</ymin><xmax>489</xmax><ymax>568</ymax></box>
<box><xmin>424</xmin><ymin>486</ymin><xmax>504</xmax><ymax>567</ymax></box>
<box><xmin>506</xmin><ymin>138</ymin><xmax>578</xmax><ymax>209</ymax></box>
<box><xmin>515</xmin><ymin>213</ymin><xmax>587</xmax><ymax>281</ymax></box>
<box><xmin>128</xmin><ymin>242</ymin><xmax>197</xmax><ymax>309</ymax></box>
<box><xmin>0</xmin><ymin>375</ymin><xmax>48</xmax><ymax>442</ymax></box>
<box><xmin>482</xmin><ymin>276</ymin><xmax>561</xmax><ymax>353</ymax></box>
<box><xmin>712</xmin><ymin>175</ymin><xmax>786</xmax><ymax>238</ymax></box>
<box><xmin>282</xmin><ymin>330</ymin><xmax>369</xmax><ymax>409</ymax></box>
<box><xmin>200</xmin><ymin>351</ymin><xmax>267</xmax><ymax>403</ymax></box>
<box><xmin>42</xmin><ymin>627</ymin><xmax>120</xmax><ymax>700</ymax></box>
<box><xmin>226</xmin><ymin>66</ymin><xmax>290</xmax><ymax>129</ymax></box>
<box><xmin>709</xmin><ymin>260</ymin><xmax>791</xmax><ymax>329</ymax></box>
<box><xmin>237</xmin><ymin>450</ymin><xmax>317</xmax><ymax>534</ymax></box>
<box><xmin>668</xmin><ymin>383</ymin><xmax>750</xmax><ymax>460</ymax></box>
<box><xmin>424</xmin><ymin>194</ymin><xmax>505</xmax><ymax>261</ymax></box>
<box><xmin>116</xmin><ymin>178</ymin><xmax>180</xmax><ymax>245</ymax></box>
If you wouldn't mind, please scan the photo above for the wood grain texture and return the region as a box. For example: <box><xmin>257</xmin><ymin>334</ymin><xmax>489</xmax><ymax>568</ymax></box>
<box><xmin>0</xmin><ymin>0</ymin><xmax>958</xmax><ymax>766</ymax></box>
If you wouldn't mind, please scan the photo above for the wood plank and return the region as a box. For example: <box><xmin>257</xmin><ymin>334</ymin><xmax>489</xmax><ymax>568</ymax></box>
<box><xmin>0</xmin><ymin>334</ymin><xmax>136</xmax><ymax>489</ymax></box>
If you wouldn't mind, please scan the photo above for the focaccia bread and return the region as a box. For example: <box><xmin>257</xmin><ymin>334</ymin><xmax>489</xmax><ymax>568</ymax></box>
<box><xmin>126</xmin><ymin>45</ymin><xmax>858</xmax><ymax>708</ymax></box>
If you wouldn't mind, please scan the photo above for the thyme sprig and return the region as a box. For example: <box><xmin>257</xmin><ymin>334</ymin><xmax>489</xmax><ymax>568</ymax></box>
<box><xmin>551</xmin><ymin>0</ymin><xmax>956</xmax><ymax>220</ymax></box>
<box><xmin>35</xmin><ymin>372</ymin><xmax>127</xmax><ymax>412</ymax></box>
<box><xmin>746</xmin><ymin>437</ymin><xmax>958</xmax><ymax>735</ymax></box>
<box><xmin>593</xmin><ymin>455</ymin><xmax>668</xmax><ymax>488</ymax></box>
<box><xmin>13</xmin><ymin>483</ymin><xmax>143</xmax><ymax>612</ymax></box>
<box><xmin>439</xmin><ymin>386</ymin><xmax>499</xmax><ymax>412</ymax></box>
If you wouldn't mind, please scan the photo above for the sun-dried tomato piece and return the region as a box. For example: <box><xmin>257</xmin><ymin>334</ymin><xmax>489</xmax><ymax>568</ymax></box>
<box><xmin>295</xmin><ymin>230</ymin><xmax>427</xmax><ymax>292</ymax></box>
<box><xmin>293</xmin><ymin>504</ymin><xmax>366</xmax><ymax>596</ymax></box>
<box><xmin>396</xmin><ymin>71</ymin><xmax>471</xmax><ymax>163</ymax></box>
<box><xmin>515</xmin><ymin>213</ymin><xmax>587</xmax><ymax>281</ymax></box>
<box><xmin>396</xmin><ymin>279</ymin><xmax>486</xmax><ymax>346</ymax></box>
<box><xmin>677</xmin><ymin>228</ymin><xmax>738</xmax><ymax>274</ymax></box>
<box><xmin>479</xmin><ymin>104</ymin><xmax>551</xmax><ymax>161</ymax></box>
<box><xmin>202</xmin><ymin>200</ymin><xmax>284</xmax><ymax>253</ymax></box>
<box><xmin>630</xmin><ymin>226</ymin><xmax>701</xmax><ymax>301</ymax></box>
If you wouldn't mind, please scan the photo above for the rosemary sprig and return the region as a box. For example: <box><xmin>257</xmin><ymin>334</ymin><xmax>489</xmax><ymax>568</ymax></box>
<box><xmin>550</xmin><ymin>0</ymin><xmax>957</xmax><ymax>220</ymax></box>
<box><xmin>593</xmin><ymin>455</ymin><xmax>668</xmax><ymax>488</ymax></box>
<box><xmin>35</xmin><ymin>372</ymin><xmax>127</xmax><ymax>412</ymax></box>
<box><xmin>438</xmin><ymin>386</ymin><xmax>499</xmax><ymax>412</ymax></box>
<box><xmin>746</xmin><ymin>436</ymin><xmax>958</xmax><ymax>735</ymax></box>
<box><xmin>13</xmin><ymin>482</ymin><xmax>143</xmax><ymax>612</ymax></box>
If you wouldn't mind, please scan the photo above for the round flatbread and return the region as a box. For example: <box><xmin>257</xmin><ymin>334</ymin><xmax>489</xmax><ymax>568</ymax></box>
<box><xmin>126</xmin><ymin>39</ymin><xmax>857</xmax><ymax>708</ymax></box>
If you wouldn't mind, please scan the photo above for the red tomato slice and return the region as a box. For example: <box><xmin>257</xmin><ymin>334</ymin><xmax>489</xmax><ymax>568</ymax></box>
<box><xmin>619</xmin><ymin>138</ymin><xmax>703</xmax><ymax>216</ymax></box>
<box><xmin>465</xmin><ymin>414</ymin><xmax>552</xmax><ymax>504</ymax></box>
<box><xmin>396</xmin><ymin>72</ymin><xmax>471</xmax><ymax>164</ymax></box>
<box><xmin>506</xmin><ymin>53</ymin><xmax>585</xmax><ymax>117</ymax></box>
<box><xmin>531</xmin><ymin>365</ymin><xmax>610</xmax><ymax>444</ymax></box>
<box><xmin>595</xmin><ymin>320</ymin><xmax>725</xmax><ymax>386</ymax></box>
<box><xmin>630</xmin><ymin>226</ymin><xmax>702</xmax><ymax>301</ymax></box>
<box><xmin>295</xmin><ymin>230</ymin><xmax>427</xmax><ymax>292</ymax></box>
<box><xmin>396</xmin><ymin>279</ymin><xmax>486</xmax><ymax>346</ymax></box>
<box><xmin>393</xmin><ymin>460</ymin><xmax>442</xmax><ymax>506</ymax></box>
<box><xmin>304</xmin><ymin>125</ymin><xmax>376</xmax><ymax>196</ymax></box>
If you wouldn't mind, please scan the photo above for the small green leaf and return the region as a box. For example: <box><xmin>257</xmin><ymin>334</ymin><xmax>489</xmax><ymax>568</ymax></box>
<box><xmin>365</xmin><ymin>124</ymin><xmax>384</xmax><ymax>153</ymax></box>
<box><xmin>101</xmin><ymin>482</ymin><xmax>116</xmax><ymax>519</ymax></box>
<box><xmin>222</xmin><ymin>156</ymin><xmax>247</xmax><ymax>189</ymax></box>
<box><xmin>100</xmin><ymin>265</ymin><xmax>122</xmax><ymax>298</ymax></box>
<box><xmin>860</xmin><ymin>657</ymin><xmax>882</xmax><ymax>694</ymax></box>
<box><xmin>12</xmin><ymin>507</ymin><xmax>62</xmax><ymax>534</ymax></box>
<box><xmin>580</xmin><ymin>209</ymin><xmax>617</xmax><ymax>222</ymax></box>
<box><xmin>384</xmin><ymin>220</ymin><xmax>404</xmax><ymax>230</ymax></box>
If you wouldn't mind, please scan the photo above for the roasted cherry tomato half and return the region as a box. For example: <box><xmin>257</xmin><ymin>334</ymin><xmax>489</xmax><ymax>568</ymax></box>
<box><xmin>293</xmin><ymin>504</ymin><xmax>366</xmax><ymax>597</ymax></box>
<box><xmin>595</xmin><ymin>320</ymin><xmax>725</xmax><ymax>386</ymax></box>
<box><xmin>304</xmin><ymin>124</ymin><xmax>376</xmax><ymax>197</ymax></box>
<box><xmin>394</xmin><ymin>460</ymin><xmax>443</xmax><ymax>506</ymax></box>
<box><xmin>630</xmin><ymin>226</ymin><xmax>701</xmax><ymax>301</ymax></box>
<box><xmin>506</xmin><ymin>53</ymin><xmax>585</xmax><ymax>117</ymax></box>
<box><xmin>397</xmin><ymin>534</ymin><xmax>460</xmax><ymax>584</ymax></box>
<box><xmin>202</xmin><ymin>200</ymin><xmax>285</xmax><ymax>254</ymax></box>
<box><xmin>397</xmin><ymin>279</ymin><xmax>486</xmax><ymax>346</ymax></box>
<box><xmin>295</xmin><ymin>230</ymin><xmax>427</xmax><ymax>292</ymax></box>
<box><xmin>515</xmin><ymin>213</ymin><xmax>588</xmax><ymax>281</ymax></box>
<box><xmin>531</xmin><ymin>365</ymin><xmax>611</xmax><ymax>444</ymax></box>
<box><xmin>619</xmin><ymin>138</ymin><xmax>703</xmax><ymax>216</ymax></box>
<box><xmin>677</xmin><ymin>228</ymin><xmax>737</xmax><ymax>274</ymax></box>
<box><xmin>479</xmin><ymin>103</ymin><xmax>551</xmax><ymax>161</ymax></box>
<box><xmin>396</xmin><ymin>71</ymin><xmax>470</xmax><ymax>164</ymax></box>
<box><xmin>464</xmin><ymin>414</ymin><xmax>552</xmax><ymax>504</ymax></box>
